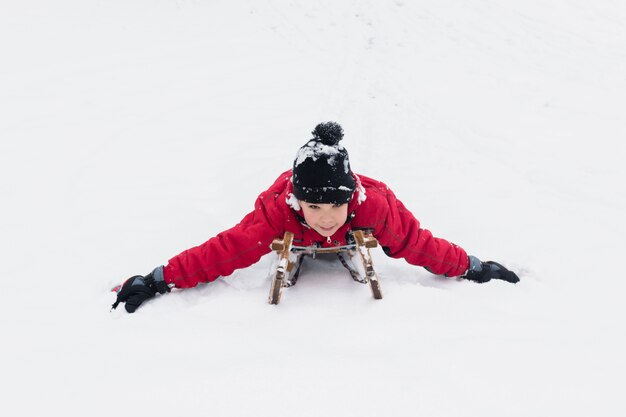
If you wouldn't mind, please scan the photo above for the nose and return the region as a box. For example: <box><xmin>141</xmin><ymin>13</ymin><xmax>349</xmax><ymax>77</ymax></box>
<box><xmin>319</xmin><ymin>211</ymin><xmax>334</xmax><ymax>225</ymax></box>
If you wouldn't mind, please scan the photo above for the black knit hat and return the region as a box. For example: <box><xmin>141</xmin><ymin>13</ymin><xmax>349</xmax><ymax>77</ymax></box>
<box><xmin>292</xmin><ymin>122</ymin><xmax>356</xmax><ymax>204</ymax></box>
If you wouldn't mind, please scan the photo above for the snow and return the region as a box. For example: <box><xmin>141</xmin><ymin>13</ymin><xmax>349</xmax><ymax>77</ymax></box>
<box><xmin>286</xmin><ymin>192</ymin><xmax>301</xmax><ymax>211</ymax></box>
<box><xmin>1</xmin><ymin>0</ymin><xmax>625</xmax><ymax>416</ymax></box>
<box><xmin>355</xmin><ymin>174</ymin><xmax>368</xmax><ymax>204</ymax></box>
<box><xmin>294</xmin><ymin>139</ymin><xmax>343</xmax><ymax>167</ymax></box>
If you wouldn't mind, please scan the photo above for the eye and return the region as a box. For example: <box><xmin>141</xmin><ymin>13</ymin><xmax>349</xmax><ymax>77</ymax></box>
<box><xmin>308</xmin><ymin>205</ymin><xmax>320</xmax><ymax>210</ymax></box>
<box><xmin>332</xmin><ymin>204</ymin><xmax>342</xmax><ymax>208</ymax></box>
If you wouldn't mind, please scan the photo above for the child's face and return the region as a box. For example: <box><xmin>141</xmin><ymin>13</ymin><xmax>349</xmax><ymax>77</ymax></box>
<box><xmin>299</xmin><ymin>201</ymin><xmax>349</xmax><ymax>238</ymax></box>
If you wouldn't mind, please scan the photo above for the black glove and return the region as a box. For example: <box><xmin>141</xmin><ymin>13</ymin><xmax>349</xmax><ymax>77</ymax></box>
<box><xmin>463</xmin><ymin>256</ymin><xmax>520</xmax><ymax>284</ymax></box>
<box><xmin>111</xmin><ymin>266</ymin><xmax>170</xmax><ymax>313</ymax></box>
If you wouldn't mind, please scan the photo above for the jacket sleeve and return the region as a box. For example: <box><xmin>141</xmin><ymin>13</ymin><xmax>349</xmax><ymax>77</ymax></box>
<box><xmin>372</xmin><ymin>187</ymin><xmax>469</xmax><ymax>277</ymax></box>
<box><xmin>162</xmin><ymin>192</ymin><xmax>285</xmax><ymax>288</ymax></box>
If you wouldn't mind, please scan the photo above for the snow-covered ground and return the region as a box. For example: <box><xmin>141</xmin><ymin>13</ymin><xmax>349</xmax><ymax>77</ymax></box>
<box><xmin>1</xmin><ymin>1</ymin><xmax>625</xmax><ymax>415</ymax></box>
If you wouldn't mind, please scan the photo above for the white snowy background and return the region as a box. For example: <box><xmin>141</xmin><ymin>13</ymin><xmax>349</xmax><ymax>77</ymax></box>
<box><xmin>1</xmin><ymin>0</ymin><xmax>625</xmax><ymax>416</ymax></box>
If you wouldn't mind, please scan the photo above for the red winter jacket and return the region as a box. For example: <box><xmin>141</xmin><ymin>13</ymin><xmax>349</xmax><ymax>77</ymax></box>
<box><xmin>163</xmin><ymin>170</ymin><xmax>469</xmax><ymax>288</ymax></box>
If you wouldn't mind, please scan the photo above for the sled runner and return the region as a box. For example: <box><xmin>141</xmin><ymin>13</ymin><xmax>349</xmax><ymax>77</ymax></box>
<box><xmin>268</xmin><ymin>230</ymin><xmax>383</xmax><ymax>304</ymax></box>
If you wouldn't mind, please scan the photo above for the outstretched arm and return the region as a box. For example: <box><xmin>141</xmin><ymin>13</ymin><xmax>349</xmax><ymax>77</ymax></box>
<box><xmin>368</xmin><ymin>186</ymin><xmax>469</xmax><ymax>277</ymax></box>
<box><xmin>164</xmin><ymin>195</ymin><xmax>284</xmax><ymax>288</ymax></box>
<box><xmin>366</xmin><ymin>186</ymin><xmax>518</xmax><ymax>282</ymax></box>
<box><xmin>112</xmin><ymin>191</ymin><xmax>285</xmax><ymax>313</ymax></box>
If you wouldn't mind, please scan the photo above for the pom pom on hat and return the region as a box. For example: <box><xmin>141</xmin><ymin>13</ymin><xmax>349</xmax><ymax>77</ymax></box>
<box><xmin>312</xmin><ymin>122</ymin><xmax>344</xmax><ymax>146</ymax></box>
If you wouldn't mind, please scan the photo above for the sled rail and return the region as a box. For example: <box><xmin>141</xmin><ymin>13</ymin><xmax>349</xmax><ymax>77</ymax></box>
<box><xmin>267</xmin><ymin>230</ymin><xmax>383</xmax><ymax>304</ymax></box>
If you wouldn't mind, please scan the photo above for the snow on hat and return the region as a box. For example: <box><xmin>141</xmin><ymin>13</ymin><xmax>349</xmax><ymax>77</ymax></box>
<box><xmin>292</xmin><ymin>122</ymin><xmax>356</xmax><ymax>204</ymax></box>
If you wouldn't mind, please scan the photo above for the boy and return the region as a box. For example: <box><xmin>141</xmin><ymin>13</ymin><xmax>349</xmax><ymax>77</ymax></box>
<box><xmin>112</xmin><ymin>122</ymin><xmax>519</xmax><ymax>313</ymax></box>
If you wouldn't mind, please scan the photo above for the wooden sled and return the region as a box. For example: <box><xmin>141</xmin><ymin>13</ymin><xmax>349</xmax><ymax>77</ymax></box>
<box><xmin>268</xmin><ymin>230</ymin><xmax>383</xmax><ymax>304</ymax></box>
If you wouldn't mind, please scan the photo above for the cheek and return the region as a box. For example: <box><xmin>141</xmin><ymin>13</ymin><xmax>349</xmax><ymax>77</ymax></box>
<box><xmin>302</xmin><ymin>210</ymin><xmax>318</xmax><ymax>225</ymax></box>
